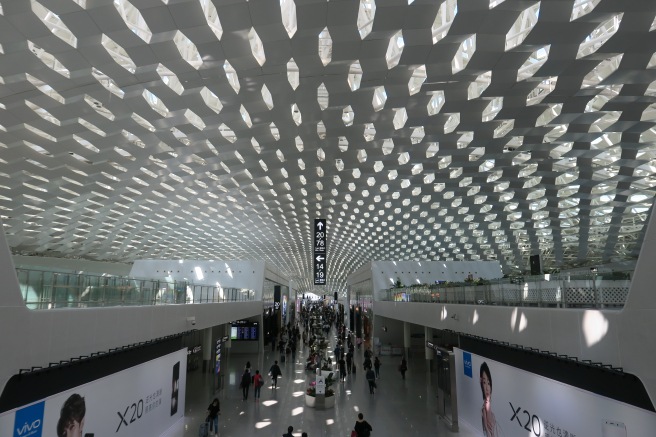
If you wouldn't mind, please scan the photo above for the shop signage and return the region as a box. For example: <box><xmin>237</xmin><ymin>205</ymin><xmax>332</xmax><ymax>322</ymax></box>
<box><xmin>215</xmin><ymin>339</ymin><xmax>224</xmax><ymax>374</ymax></box>
<box><xmin>426</xmin><ymin>341</ymin><xmax>439</xmax><ymax>351</ymax></box>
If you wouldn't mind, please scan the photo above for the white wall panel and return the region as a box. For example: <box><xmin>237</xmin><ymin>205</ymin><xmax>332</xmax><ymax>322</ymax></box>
<box><xmin>374</xmin><ymin>300</ymin><xmax>650</xmax><ymax>402</ymax></box>
<box><xmin>0</xmin><ymin>227</ymin><xmax>263</xmax><ymax>396</ymax></box>
<box><xmin>13</xmin><ymin>255</ymin><xmax>132</xmax><ymax>276</ymax></box>
<box><xmin>364</xmin><ymin>260</ymin><xmax>503</xmax><ymax>298</ymax></box>
<box><xmin>130</xmin><ymin>259</ymin><xmax>268</xmax><ymax>299</ymax></box>
<box><xmin>0</xmin><ymin>301</ymin><xmax>262</xmax><ymax>396</ymax></box>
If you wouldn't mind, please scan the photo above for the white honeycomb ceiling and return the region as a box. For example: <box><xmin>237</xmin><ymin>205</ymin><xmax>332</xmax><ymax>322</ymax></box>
<box><xmin>1</xmin><ymin>0</ymin><xmax>656</xmax><ymax>294</ymax></box>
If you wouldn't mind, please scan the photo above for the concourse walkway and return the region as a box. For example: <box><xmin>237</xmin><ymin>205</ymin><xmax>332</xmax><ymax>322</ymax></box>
<box><xmin>177</xmin><ymin>331</ymin><xmax>478</xmax><ymax>437</ymax></box>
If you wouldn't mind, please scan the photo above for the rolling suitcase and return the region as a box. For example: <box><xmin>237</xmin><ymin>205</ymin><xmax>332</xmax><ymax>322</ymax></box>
<box><xmin>199</xmin><ymin>421</ymin><xmax>209</xmax><ymax>437</ymax></box>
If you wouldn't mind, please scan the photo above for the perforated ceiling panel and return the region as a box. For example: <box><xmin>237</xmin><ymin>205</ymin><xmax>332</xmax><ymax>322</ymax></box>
<box><xmin>1</xmin><ymin>0</ymin><xmax>655</xmax><ymax>294</ymax></box>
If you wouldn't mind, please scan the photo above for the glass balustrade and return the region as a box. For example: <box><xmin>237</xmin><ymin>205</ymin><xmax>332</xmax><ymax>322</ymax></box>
<box><xmin>382</xmin><ymin>271</ymin><xmax>632</xmax><ymax>309</ymax></box>
<box><xmin>16</xmin><ymin>268</ymin><xmax>256</xmax><ymax>310</ymax></box>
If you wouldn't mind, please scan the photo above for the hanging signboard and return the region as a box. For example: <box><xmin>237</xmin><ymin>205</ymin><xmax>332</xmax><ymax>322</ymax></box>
<box><xmin>314</xmin><ymin>219</ymin><xmax>327</xmax><ymax>285</ymax></box>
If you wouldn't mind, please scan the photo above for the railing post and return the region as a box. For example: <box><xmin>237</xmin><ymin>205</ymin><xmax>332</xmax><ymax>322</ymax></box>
<box><xmin>22</xmin><ymin>269</ymin><xmax>29</xmax><ymax>304</ymax></box>
<box><xmin>562</xmin><ymin>277</ymin><xmax>567</xmax><ymax>308</ymax></box>
<box><xmin>593</xmin><ymin>273</ymin><xmax>601</xmax><ymax>308</ymax></box>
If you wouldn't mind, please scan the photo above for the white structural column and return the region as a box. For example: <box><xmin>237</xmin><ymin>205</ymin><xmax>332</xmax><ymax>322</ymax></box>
<box><xmin>259</xmin><ymin>312</ymin><xmax>265</xmax><ymax>371</ymax></box>
<box><xmin>202</xmin><ymin>326</ymin><xmax>213</xmax><ymax>372</ymax></box>
<box><xmin>425</xmin><ymin>326</ymin><xmax>433</xmax><ymax>360</ymax></box>
<box><xmin>403</xmin><ymin>321</ymin><xmax>411</xmax><ymax>358</ymax></box>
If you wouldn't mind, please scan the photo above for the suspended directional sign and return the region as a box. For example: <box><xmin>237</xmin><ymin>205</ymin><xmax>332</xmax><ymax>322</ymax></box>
<box><xmin>314</xmin><ymin>218</ymin><xmax>327</xmax><ymax>285</ymax></box>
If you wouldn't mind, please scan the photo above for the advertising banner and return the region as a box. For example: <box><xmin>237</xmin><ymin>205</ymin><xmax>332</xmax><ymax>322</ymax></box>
<box><xmin>0</xmin><ymin>349</ymin><xmax>187</xmax><ymax>437</ymax></box>
<box><xmin>454</xmin><ymin>347</ymin><xmax>656</xmax><ymax>437</ymax></box>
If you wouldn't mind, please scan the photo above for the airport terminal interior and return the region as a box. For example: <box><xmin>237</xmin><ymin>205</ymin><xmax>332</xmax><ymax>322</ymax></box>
<box><xmin>2</xmin><ymin>0</ymin><xmax>656</xmax><ymax>436</ymax></box>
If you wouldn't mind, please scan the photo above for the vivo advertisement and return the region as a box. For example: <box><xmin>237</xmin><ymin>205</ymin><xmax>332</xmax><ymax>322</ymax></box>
<box><xmin>455</xmin><ymin>347</ymin><xmax>656</xmax><ymax>437</ymax></box>
<box><xmin>0</xmin><ymin>349</ymin><xmax>187</xmax><ymax>437</ymax></box>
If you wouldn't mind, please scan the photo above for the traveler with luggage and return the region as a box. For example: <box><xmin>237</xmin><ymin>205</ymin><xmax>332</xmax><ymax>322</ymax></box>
<box><xmin>204</xmin><ymin>398</ymin><xmax>220</xmax><ymax>437</ymax></box>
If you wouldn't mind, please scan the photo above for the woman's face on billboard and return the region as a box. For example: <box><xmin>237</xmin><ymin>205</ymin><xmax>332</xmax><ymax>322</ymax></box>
<box><xmin>65</xmin><ymin>418</ymin><xmax>84</xmax><ymax>437</ymax></box>
<box><xmin>481</xmin><ymin>372</ymin><xmax>492</xmax><ymax>400</ymax></box>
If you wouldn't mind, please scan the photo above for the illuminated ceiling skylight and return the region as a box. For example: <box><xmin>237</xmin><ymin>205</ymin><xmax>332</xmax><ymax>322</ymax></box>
<box><xmin>0</xmin><ymin>0</ymin><xmax>652</xmax><ymax>295</ymax></box>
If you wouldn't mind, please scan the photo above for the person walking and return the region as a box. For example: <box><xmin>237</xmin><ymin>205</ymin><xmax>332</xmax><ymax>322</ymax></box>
<box><xmin>206</xmin><ymin>398</ymin><xmax>220</xmax><ymax>437</ymax></box>
<box><xmin>353</xmin><ymin>413</ymin><xmax>373</xmax><ymax>437</ymax></box>
<box><xmin>338</xmin><ymin>356</ymin><xmax>347</xmax><ymax>382</ymax></box>
<box><xmin>363</xmin><ymin>356</ymin><xmax>372</xmax><ymax>371</ymax></box>
<box><xmin>366</xmin><ymin>367</ymin><xmax>376</xmax><ymax>394</ymax></box>
<box><xmin>373</xmin><ymin>356</ymin><xmax>381</xmax><ymax>379</ymax></box>
<box><xmin>290</xmin><ymin>340</ymin><xmax>297</xmax><ymax>362</ymax></box>
<box><xmin>282</xmin><ymin>425</ymin><xmax>294</xmax><ymax>437</ymax></box>
<box><xmin>279</xmin><ymin>338</ymin><xmax>286</xmax><ymax>363</ymax></box>
<box><xmin>346</xmin><ymin>350</ymin><xmax>353</xmax><ymax>373</ymax></box>
<box><xmin>269</xmin><ymin>360</ymin><xmax>282</xmax><ymax>389</ymax></box>
<box><xmin>399</xmin><ymin>357</ymin><xmax>408</xmax><ymax>380</ymax></box>
<box><xmin>253</xmin><ymin>370</ymin><xmax>264</xmax><ymax>402</ymax></box>
<box><xmin>240</xmin><ymin>369</ymin><xmax>251</xmax><ymax>400</ymax></box>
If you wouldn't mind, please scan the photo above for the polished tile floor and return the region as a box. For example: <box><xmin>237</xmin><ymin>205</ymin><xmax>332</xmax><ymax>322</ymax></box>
<box><xmin>172</xmin><ymin>333</ymin><xmax>479</xmax><ymax>437</ymax></box>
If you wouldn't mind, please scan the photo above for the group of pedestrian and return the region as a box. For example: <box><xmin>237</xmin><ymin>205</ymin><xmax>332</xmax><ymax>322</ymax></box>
<box><xmin>282</xmin><ymin>425</ymin><xmax>308</xmax><ymax>437</ymax></box>
<box><xmin>274</xmin><ymin>323</ymin><xmax>300</xmax><ymax>363</ymax></box>
<box><xmin>280</xmin><ymin>413</ymin><xmax>371</xmax><ymax>437</ymax></box>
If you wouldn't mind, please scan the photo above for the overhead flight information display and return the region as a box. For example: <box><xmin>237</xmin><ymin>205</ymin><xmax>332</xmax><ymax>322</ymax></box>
<box><xmin>230</xmin><ymin>320</ymin><xmax>259</xmax><ymax>341</ymax></box>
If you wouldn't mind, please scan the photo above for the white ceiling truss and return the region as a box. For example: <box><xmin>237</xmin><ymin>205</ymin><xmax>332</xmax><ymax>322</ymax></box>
<box><xmin>1</xmin><ymin>0</ymin><xmax>656</xmax><ymax>295</ymax></box>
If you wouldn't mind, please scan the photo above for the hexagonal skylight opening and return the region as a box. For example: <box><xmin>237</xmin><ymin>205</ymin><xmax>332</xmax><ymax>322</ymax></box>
<box><xmin>199</xmin><ymin>0</ymin><xmax>222</xmax><ymax>40</ymax></box>
<box><xmin>570</xmin><ymin>0</ymin><xmax>601</xmax><ymax>21</ymax></box>
<box><xmin>385</xmin><ymin>30</ymin><xmax>404</xmax><ymax>69</ymax></box>
<box><xmin>248</xmin><ymin>27</ymin><xmax>266</xmax><ymax>66</ymax></box>
<box><xmin>452</xmin><ymin>34</ymin><xmax>476</xmax><ymax>74</ymax></box>
<box><xmin>505</xmin><ymin>2</ymin><xmax>540</xmax><ymax>51</ymax></box>
<box><xmin>32</xmin><ymin>1</ymin><xmax>78</xmax><ymax>47</ymax></box>
<box><xmin>372</xmin><ymin>86</ymin><xmax>387</xmax><ymax>111</ymax></box>
<box><xmin>101</xmin><ymin>35</ymin><xmax>136</xmax><ymax>73</ymax></box>
<box><xmin>319</xmin><ymin>27</ymin><xmax>332</xmax><ymax>66</ymax></box>
<box><xmin>280</xmin><ymin>0</ymin><xmax>297</xmax><ymax>38</ymax></box>
<box><xmin>357</xmin><ymin>0</ymin><xmax>376</xmax><ymax>39</ymax></box>
<box><xmin>576</xmin><ymin>13</ymin><xmax>623</xmax><ymax>59</ymax></box>
<box><xmin>114</xmin><ymin>0</ymin><xmax>151</xmax><ymax>42</ymax></box>
<box><xmin>224</xmin><ymin>61</ymin><xmax>240</xmax><ymax>93</ymax></box>
<box><xmin>287</xmin><ymin>58</ymin><xmax>299</xmax><ymax>90</ymax></box>
<box><xmin>432</xmin><ymin>0</ymin><xmax>457</xmax><ymax>44</ymax></box>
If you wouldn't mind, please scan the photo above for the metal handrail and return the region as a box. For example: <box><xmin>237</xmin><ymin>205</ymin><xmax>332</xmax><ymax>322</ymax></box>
<box><xmin>16</xmin><ymin>267</ymin><xmax>256</xmax><ymax>310</ymax></box>
<box><xmin>381</xmin><ymin>271</ymin><xmax>632</xmax><ymax>309</ymax></box>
